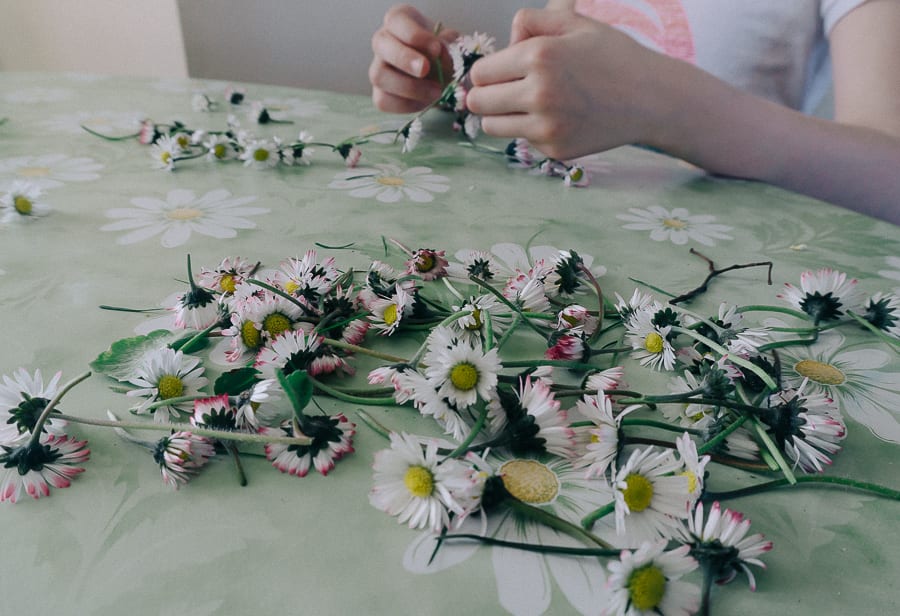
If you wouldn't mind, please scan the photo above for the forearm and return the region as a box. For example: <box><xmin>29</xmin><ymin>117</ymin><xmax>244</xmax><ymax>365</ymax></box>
<box><xmin>649</xmin><ymin>58</ymin><xmax>900</xmax><ymax>225</ymax></box>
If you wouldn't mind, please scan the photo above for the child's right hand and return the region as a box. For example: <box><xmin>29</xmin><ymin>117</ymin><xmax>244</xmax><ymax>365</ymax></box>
<box><xmin>369</xmin><ymin>4</ymin><xmax>459</xmax><ymax>113</ymax></box>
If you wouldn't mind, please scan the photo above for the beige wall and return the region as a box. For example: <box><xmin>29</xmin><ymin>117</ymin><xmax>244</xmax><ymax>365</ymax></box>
<box><xmin>0</xmin><ymin>0</ymin><xmax>188</xmax><ymax>78</ymax></box>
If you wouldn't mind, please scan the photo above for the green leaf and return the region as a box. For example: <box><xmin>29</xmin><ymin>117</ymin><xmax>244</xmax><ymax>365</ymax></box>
<box><xmin>214</xmin><ymin>367</ymin><xmax>261</xmax><ymax>395</ymax></box>
<box><xmin>90</xmin><ymin>330</ymin><xmax>196</xmax><ymax>382</ymax></box>
<box><xmin>277</xmin><ymin>370</ymin><xmax>314</xmax><ymax>420</ymax></box>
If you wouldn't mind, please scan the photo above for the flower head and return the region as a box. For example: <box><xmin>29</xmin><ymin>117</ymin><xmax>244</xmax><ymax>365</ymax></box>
<box><xmin>424</xmin><ymin>336</ymin><xmax>501</xmax><ymax>410</ymax></box>
<box><xmin>405</xmin><ymin>248</ymin><xmax>449</xmax><ymax>281</ymax></box>
<box><xmin>777</xmin><ymin>268</ymin><xmax>864</xmax><ymax>324</ymax></box>
<box><xmin>0</xmin><ymin>434</ymin><xmax>90</xmax><ymax>503</ymax></box>
<box><xmin>150</xmin><ymin>134</ymin><xmax>182</xmax><ymax>171</ymax></box>
<box><xmin>861</xmin><ymin>292</ymin><xmax>900</xmax><ymax>338</ymax></box>
<box><xmin>153</xmin><ymin>431</ymin><xmax>216</xmax><ymax>489</ymax></box>
<box><xmin>126</xmin><ymin>347</ymin><xmax>208</xmax><ymax>421</ymax></box>
<box><xmin>262</xmin><ymin>413</ymin><xmax>355</xmax><ymax>477</ymax></box>
<box><xmin>605</xmin><ymin>541</ymin><xmax>700</xmax><ymax>616</ymax></box>
<box><xmin>0</xmin><ymin>368</ymin><xmax>67</xmax><ymax>445</ymax></box>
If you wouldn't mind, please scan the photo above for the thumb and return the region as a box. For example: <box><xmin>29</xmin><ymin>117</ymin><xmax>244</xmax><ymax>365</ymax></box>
<box><xmin>509</xmin><ymin>7</ymin><xmax>580</xmax><ymax>45</ymax></box>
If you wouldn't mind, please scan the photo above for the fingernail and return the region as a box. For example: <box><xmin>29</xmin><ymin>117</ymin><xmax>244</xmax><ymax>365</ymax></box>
<box><xmin>410</xmin><ymin>58</ymin><xmax>425</xmax><ymax>76</ymax></box>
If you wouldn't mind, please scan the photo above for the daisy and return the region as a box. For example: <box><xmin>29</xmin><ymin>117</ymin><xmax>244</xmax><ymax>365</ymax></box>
<box><xmin>424</xmin><ymin>337</ymin><xmax>501</xmax><ymax>409</ymax></box>
<box><xmin>546</xmin><ymin>332</ymin><xmax>589</xmax><ymax>362</ymax></box>
<box><xmin>149</xmin><ymin>134</ymin><xmax>182</xmax><ymax>171</ymax></box>
<box><xmin>0</xmin><ymin>434</ymin><xmax>90</xmax><ymax>503</ymax></box>
<box><xmin>861</xmin><ymin>292</ymin><xmax>900</xmax><ymax>338</ymax></box>
<box><xmin>370</xmin><ymin>286</ymin><xmax>414</xmax><ymax>336</ymax></box>
<box><xmin>276</xmin><ymin>249</ymin><xmax>340</xmax><ymax>300</ymax></box>
<box><xmin>261</xmin><ymin>413</ymin><xmax>355</xmax><ymax>477</ymax></box>
<box><xmin>369</xmin><ymin>432</ymin><xmax>470</xmax><ymax>532</ymax></box>
<box><xmin>450</xmin><ymin>294</ymin><xmax>512</xmax><ymax>344</ymax></box>
<box><xmin>450</xmin><ymin>32</ymin><xmax>496</xmax><ymax>81</ymax></box>
<box><xmin>191</xmin><ymin>92</ymin><xmax>215</xmax><ymax>112</ymax></box>
<box><xmin>564</xmin><ymin>164</ymin><xmax>589</xmax><ymax>187</ymax></box>
<box><xmin>240</xmin><ymin>138</ymin><xmax>281</xmax><ymax>169</ymax></box>
<box><xmin>505</xmin><ymin>377</ymin><xmax>575</xmax><ymax>458</ymax></box>
<box><xmin>328</xmin><ymin>163</ymin><xmax>450</xmax><ymax>203</ymax></box>
<box><xmin>0</xmin><ymin>368</ymin><xmax>67</xmax><ymax>446</ymax></box>
<box><xmin>777</xmin><ymin>268</ymin><xmax>865</xmax><ymax>323</ymax></box>
<box><xmin>395</xmin><ymin>367</ymin><xmax>472</xmax><ymax>440</ymax></box>
<box><xmin>0</xmin><ymin>181</ymin><xmax>50</xmax><ymax>221</ymax></box>
<box><xmin>764</xmin><ymin>379</ymin><xmax>847</xmax><ymax>473</ymax></box>
<box><xmin>255</xmin><ymin>329</ymin><xmax>351</xmax><ymax>378</ymax></box>
<box><xmin>400</xmin><ymin>118</ymin><xmax>423</xmax><ymax>153</ymax></box>
<box><xmin>675</xmin><ymin>433</ymin><xmax>709</xmax><ymax>503</ymax></box>
<box><xmin>625</xmin><ymin>306</ymin><xmax>678</xmax><ymax>371</ymax></box>
<box><xmin>405</xmin><ymin>247</ymin><xmax>449</xmax><ymax>281</ymax></box>
<box><xmin>615</xmin><ymin>289</ymin><xmax>656</xmax><ymax>321</ymax></box>
<box><xmin>191</xmin><ymin>393</ymin><xmax>239</xmax><ymax>431</ymax></box>
<box><xmin>585</xmin><ymin>366</ymin><xmax>626</xmax><ymax>393</ymax></box>
<box><xmin>197</xmin><ymin>256</ymin><xmax>257</xmax><ymax>295</ymax></box>
<box><xmin>556</xmin><ymin>304</ymin><xmax>599</xmax><ymax>336</ymax></box>
<box><xmin>221</xmin><ymin>294</ymin><xmax>304</xmax><ymax>363</ymax></box>
<box><xmin>571</xmin><ymin>393</ymin><xmax>623</xmax><ymax>479</ymax></box>
<box><xmin>505</xmin><ymin>138</ymin><xmax>534</xmax><ymax>168</ymax></box>
<box><xmin>233</xmin><ymin>378</ymin><xmax>279</xmax><ymax>431</ymax></box>
<box><xmin>0</xmin><ymin>153</ymin><xmax>103</xmax><ymax>190</ymax></box>
<box><xmin>126</xmin><ymin>347</ymin><xmax>209</xmax><ymax>422</ymax></box>
<box><xmin>153</xmin><ymin>431</ymin><xmax>216</xmax><ymax>489</ymax></box>
<box><xmin>202</xmin><ymin>133</ymin><xmax>236</xmax><ymax>162</ymax></box>
<box><xmin>617</xmin><ymin>205</ymin><xmax>733</xmax><ymax>246</ymax></box>
<box><xmin>681</xmin><ymin>501</ymin><xmax>772</xmax><ymax>591</ymax></box>
<box><xmin>605</xmin><ymin>541</ymin><xmax>700</xmax><ymax>616</ymax></box>
<box><xmin>102</xmin><ymin>188</ymin><xmax>268</xmax><ymax>248</ymax></box>
<box><xmin>612</xmin><ymin>446</ymin><xmax>691</xmax><ymax>546</ymax></box>
<box><xmin>172</xmin><ymin>284</ymin><xmax>222</xmax><ymax>330</ymax></box>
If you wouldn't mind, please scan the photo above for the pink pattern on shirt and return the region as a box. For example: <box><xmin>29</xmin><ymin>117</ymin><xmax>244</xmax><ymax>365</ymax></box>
<box><xmin>575</xmin><ymin>0</ymin><xmax>695</xmax><ymax>63</ymax></box>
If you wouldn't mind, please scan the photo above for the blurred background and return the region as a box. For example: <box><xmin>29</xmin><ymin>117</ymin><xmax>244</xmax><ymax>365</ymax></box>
<box><xmin>0</xmin><ymin>0</ymin><xmax>541</xmax><ymax>94</ymax></box>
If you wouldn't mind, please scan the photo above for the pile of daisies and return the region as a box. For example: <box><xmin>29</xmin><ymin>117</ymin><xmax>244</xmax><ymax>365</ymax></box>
<box><xmin>3</xmin><ymin>238</ymin><xmax>899</xmax><ymax>614</ymax></box>
<box><xmin>84</xmin><ymin>32</ymin><xmax>587</xmax><ymax>186</ymax></box>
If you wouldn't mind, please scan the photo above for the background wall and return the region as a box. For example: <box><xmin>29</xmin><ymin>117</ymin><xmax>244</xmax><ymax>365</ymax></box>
<box><xmin>177</xmin><ymin>0</ymin><xmax>542</xmax><ymax>94</ymax></box>
<box><xmin>0</xmin><ymin>0</ymin><xmax>188</xmax><ymax>78</ymax></box>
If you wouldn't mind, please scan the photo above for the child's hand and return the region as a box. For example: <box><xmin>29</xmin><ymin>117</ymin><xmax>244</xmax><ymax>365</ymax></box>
<box><xmin>370</xmin><ymin>4</ymin><xmax>459</xmax><ymax>113</ymax></box>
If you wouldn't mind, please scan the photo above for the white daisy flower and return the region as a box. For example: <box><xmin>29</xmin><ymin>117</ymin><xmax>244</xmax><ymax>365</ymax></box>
<box><xmin>126</xmin><ymin>347</ymin><xmax>209</xmax><ymax>422</ymax></box>
<box><xmin>262</xmin><ymin>413</ymin><xmax>355</xmax><ymax>477</ymax></box>
<box><xmin>625</xmin><ymin>306</ymin><xmax>677</xmax><ymax>371</ymax></box>
<box><xmin>681</xmin><ymin>501</ymin><xmax>773</xmax><ymax>591</ymax></box>
<box><xmin>395</xmin><ymin>368</ymin><xmax>472</xmax><ymax>440</ymax></box>
<box><xmin>101</xmin><ymin>188</ymin><xmax>268</xmax><ymax>248</ymax></box>
<box><xmin>571</xmin><ymin>393</ymin><xmax>624</xmax><ymax>479</ymax></box>
<box><xmin>450</xmin><ymin>32</ymin><xmax>496</xmax><ymax>80</ymax></box>
<box><xmin>0</xmin><ymin>153</ymin><xmax>103</xmax><ymax>190</ymax></box>
<box><xmin>615</xmin><ymin>289</ymin><xmax>656</xmax><ymax>321</ymax></box>
<box><xmin>777</xmin><ymin>268</ymin><xmax>865</xmax><ymax>323</ymax></box>
<box><xmin>424</xmin><ymin>337</ymin><xmax>501</xmax><ymax>410</ymax></box>
<box><xmin>221</xmin><ymin>293</ymin><xmax>305</xmax><ymax>363</ymax></box>
<box><xmin>605</xmin><ymin>541</ymin><xmax>700</xmax><ymax>616</ymax></box>
<box><xmin>328</xmin><ymin>163</ymin><xmax>450</xmax><ymax>203</ymax></box>
<box><xmin>369</xmin><ymin>432</ymin><xmax>470</xmax><ymax>532</ymax></box>
<box><xmin>0</xmin><ymin>368</ymin><xmax>67</xmax><ymax>446</ymax></box>
<box><xmin>450</xmin><ymin>294</ymin><xmax>512</xmax><ymax>344</ymax></box>
<box><xmin>860</xmin><ymin>292</ymin><xmax>900</xmax><ymax>338</ymax></box>
<box><xmin>506</xmin><ymin>377</ymin><xmax>575</xmax><ymax>458</ymax></box>
<box><xmin>255</xmin><ymin>329</ymin><xmax>350</xmax><ymax>378</ymax></box>
<box><xmin>197</xmin><ymin>256</ymin><xmax>257</xmax><ymax>295</ymax></box>
<box><xmin>585</xmin><ymin>366</ymin><xmax>626</xmax><ymax>394</ymax></box>
<box><xmin>149</xmin><ymin>134</ymin><xmax>182</xmax><ymax>171</ymax></box>
<box><xmin>617</xmin><ymin>205</ymin><xmax>733</xmax><ymax>246</ymax></box>
<box><xmin>233</xmin><ymin>378</ymin><xmax>279</xmax><ymax>431</ymax></box>
<box><xmin>0</xmin><ymin>434</ymin><xmax>90</xmax><ymax>503</ymax></box>
<box><xmin>400</xmin><ymin>118</ymin><xmax>423</xmax><ymax>153</ymax></box>
<box><xmin>0</xmin><ymin>180</ymin><xmax>51</xmax><ymax>222</ymax></box>
<box><xmin>612</xmin><ymin>446</ymin><xmax>691</xmax><ymax>546</ymax></box>
<box><xmin>370</xmin><ymin>286</ymin><xmax>414</xmax><ymax>336</ymax></box>
<box><xmin>203</xmin><ymin>133</ymin><xmax>236</xmax><ymax>162</ymax></box>
<box><xmin>191</xmin><ymin>393</ymin><xmax>239</xmax><ymax>431</ymax></box>
<box><xmin>675</xmin><ymin>432</ymin><xmax>709</xmax><ymax>502</ymax></box>
<box><xmin>240</xmin><ymin>138</ymin><xmax>280</xmax><ymax>169</ymax></box>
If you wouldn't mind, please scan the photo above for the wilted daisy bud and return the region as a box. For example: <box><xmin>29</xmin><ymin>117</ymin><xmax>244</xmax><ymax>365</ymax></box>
<box><xmin>557</xmin><ymin>304</ymin><xmax>598</xmax><ymax>335</ymax></box>
<box><xmin>191</xmin><ymin>93</ymin><xmax>214</xmax><ymax>112</ymax></box>
<box><xmin>224</xmin><ymin>84</ymin><xmax>245</xmax><ymax>105</ymax></box>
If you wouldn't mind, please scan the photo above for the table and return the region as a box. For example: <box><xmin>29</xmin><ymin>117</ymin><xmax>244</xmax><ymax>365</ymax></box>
<box><xmin>1</xmin><ymin>71</ymin><xmax>898</xmax><ymax>615</ymax></box>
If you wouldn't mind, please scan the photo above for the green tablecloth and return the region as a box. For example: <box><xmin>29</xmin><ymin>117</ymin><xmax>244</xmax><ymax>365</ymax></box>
<box><xmin>1</xmin><ymin>72</ymin><xmax>898</xmax><ymax>615</ymax></box>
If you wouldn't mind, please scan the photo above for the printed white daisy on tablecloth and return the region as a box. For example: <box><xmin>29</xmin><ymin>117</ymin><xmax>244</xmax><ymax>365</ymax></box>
<box><xmin>328</xmin><ymin>164</ymin><xmax>450</xmax><ymax>203</ymax></box>
<box><xmin>404</xmin><ymin>455</ymin><xmax>616</xmax><ymax>616</ymax></box>
<box><xmin>101</xmin><ymin>188</ymin><xmax>268</xmax><ymax>247</ymax></box>
<box><xmin>40</xmin><ymin>110</ymin><xmax>145</xmax><ymax>134</ymax></box>
<box><xmin>0</xmin><ymin>153</ymin><xmax>103</xmax><ymax>191</ymax></box>
<box><xmin>762</xmin><ymin>325</ymin><xmax>900</xmax><ymax>443</ymax></box>
<box><xmin>4</xmin><ymin>87</ymin><xmax>73</xmax><ymax>104</ymax></box>
<box><xmin>617</xmin><ymin>205</ymin><xmax>733</xmax><ymax>246</ymax></box>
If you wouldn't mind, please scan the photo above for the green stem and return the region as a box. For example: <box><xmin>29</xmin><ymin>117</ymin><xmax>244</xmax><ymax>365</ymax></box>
<box><xmin>309</xmin><ymin>378</ymin><xmax>398</xmax><ymax>406</ymax></box>
<box><xmin>355</xmin><ymin>410</ymin><xmax>394</xmax><ymax>440</ymax></box>
<box><xmin>704</xmin><ymin>475</ymin><xmax>900</xmax><ymax>501</ymax></box>
<box><xmin>322</xmin><ymin>337</ymin><xmax>409</xmax><ymax>363</ymax></box>
<box><xmin>847</xmin><ymin>310</ymin><xmax>900</xmax><ymax>350</ymax></box>
<box><xmin>80</xmin><ymin>125</ymin><xmax>141</xmax><ymax>141</ymax></box>
<box><xmin>437</xmin><ymin>533</ymin><xmax>619</xmax><ymax>558</ymax></box>
<box><xmin>28</xmin><ymin>371</ymin><xmax>92</xmax><ymax>448</ymax></box>
<box><xmin>468</xmin><ymin>275</ymin><xmax>549</xmax><ymax>340</ymax></box>
<box><xmin>446</xmin><ymin>403</ymin><xmax>489</xmax><ymax>458</ymax></box>
<box><xmin>620</xmin><ymin>418</ymin><xmax>703</xmax><ymax>435</ymax></box>
<box><xmin>581</xmin><ymin>501</ymin><xmax>616</xmax><ymax>530</ymax></box>
<box><xmin>137</xmin><ymin>394</ymin><xmax>207</xmax><ymax>413</ymax></box>
<box><xmin>55</xmin><ymin>412</ymin><xmax>312</xmax><ymax>446</ymax></box>
<box><xmin>671</xmin><ymin>326</ymin><xmax>777</xmax><ymax>391</ymax></box>
<box><xmin>751</xmin><ymin>416</ymin><xmax>796</xmax><ymax>484</ymax></box>
<box><xmin>503</xmin><ymin>359</ymin><xmax>599</xmax><ymax>371</ymax></box>
<box><xmin>735</xmin><ymin>305</ymin><xmax>811</xmax><ymax>320</ymax></box>
<box><xmin>226</xmin><ymin>441</ymin><xmax>248</xmax><ymax>487</ymax></box>
<box><xmin>507</xmin><ymin>498</ymin><xmax>613</xmax><ymax>549</ymax></box>
<box><xmin>697</xmin><ymin>414</ymin><xmax>748</xmax><ymax>455</ymax></box>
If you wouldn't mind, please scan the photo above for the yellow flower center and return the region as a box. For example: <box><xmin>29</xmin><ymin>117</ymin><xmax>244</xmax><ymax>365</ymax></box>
<box><xmin>375</xmin><ymin>176</ymin><xmax>404</xmax><ymax>187</ymax></box>
<box><xmin>16</xmin><ymin>166</ymin><xmax>50</xmax><ymax>177</ymax></box>
<box><xmin>160</xmin><ymin>151</ymin><xmax>172</xmax><ymax>165</ymax></box>
<box><xmin>254</xmin><ymin>148</ymin><xmax>270</xmax><ymax>162</ymax></box>
<box><xmin>403</xmin><ymin>465</ymin><xmax>434</xmax><ymax>498</ymax></box>
<box><xmin>499</xmin><ymin>459</ymin><xmax>560</xmax><ymax>504</ymax></box>
<box><xmin>157</xmin><ymin>374</ymin><xmax>184</xmax><ymax>400</ymax></box>
<box><xmin>680</xmin><ymin>470</ymin><xmax>698</xmax><ymax>494</ymax></box>
<box><xmin>464</xmin><ymin>308</ymin><xmax>483</xmax><ymax>331</ymax></box>
<box><xmin>644</xmin><ymin>332</ymin><xmax>664</xmax><ymax>354</ymax></box>
<box><xmin>213</xmin><ymin>144</ymin><xmax>227</xmax><ymax>159</ymax></box>
<box><xmin>263</xmin><ymin>313</ymin><xmax>292</xmax><ymax>338</ymax></box>
<box><xmin>166</xmin><ymin>207</ymin><xmax>203</xmax><ymax>221</ymax></box>
<box><xmin>590</xmin><ymin>433</ymin><xmax>602</xmax><ymax>444</ymax></box>
<box><xmin>794</xmin><ymin>359</ymin><xmax>846</xmax><ymax>385</ymax></box>
<box><xmin>449</xmin><ymin>362</ymin><xmax>479</xmax><ymax>391</ymax></box>
<box><xmin>569</xmin><ymin>167</ymin><xmax>584</xmax><ymax>182</ymax></box>
<box><xmin>176</xmin><ymin>134</ymin><xmax>190</xmax><ymax>149</ymax></box>
<box><xmin>241</xmin><ymin>320</ymin><xmax>262</xmax><ymax>349</ymax></box>
<box><xmin>383</xmin><ymin>303</ymin><xmax>399</xmax><ymax>326</ymax></box>
<box><xmin>283</xmin><ymin>281</ymin><xmax>300</xmax><ymax>295</ymax></box>
<box><xmin>622</xmin><ymin>473</ymin><xmax>654</xmax><ymax>512</ymax></box>
<box><xmin>662</xmin><ymin>217</ymin><xmax>688</xmax><ymax>230</ymax></box>
<box><xmin>415</xmin><ymin>253</ymin><xmax>435</xmax><ymax>273</ymax></box>
<box><xmin>219</xmin><ymin>274</ymin><xmax>237</xmax><ymax>294</ymax></box>
<box><xmin>628</xmin><ymin>565</ymin><xmax>667</xmax><ymax>611</ymax></box>
<box><xmin>13</xmin><ymin>196</ymin><xmax>33</xmax><ymax>215</ymax></box>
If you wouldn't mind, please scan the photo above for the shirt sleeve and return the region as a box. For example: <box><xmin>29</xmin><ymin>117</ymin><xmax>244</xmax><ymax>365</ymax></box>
<box><xmin>820</xmin><ymin>0</ymin><xmax>869</xmax><ymax>34</ymax></box>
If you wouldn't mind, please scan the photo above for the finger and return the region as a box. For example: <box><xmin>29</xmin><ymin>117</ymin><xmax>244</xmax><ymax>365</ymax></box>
<box><xmin>468</xmin><ymin>46</ymin><xmax>530</xmax><ymax>87</ymax></box>
<box><xmin>478</xmin><ymin>113</ymin><xmax>534</xmax><ymax>139</ymax></box>
<box><xmin>509</xmin><ymin>8</ymin><xmax>577</xmax><ymax>45</ymax></box>
<box><xmin>372</xmin><ymin>29</ymin><xmax>432</xmax><ymax>78</ymax></box>
<box><xmin>369</xmin><ymin>58</ymin><xmax>444</xmax><ymax>103</ymax></box>
<box><xmin>383</xmin><ymin>5</ymin><xmax>445</xmax><ymax>60</ymax></box>
<box><xmin>466</xmin><ymin>81</ymin><xmax>532</xmax><ymax>116</ymax></box>
<box><xmin>544</xmin><ymin>0</ymin><xmax>575</xmax><ymax>10</ymax></box>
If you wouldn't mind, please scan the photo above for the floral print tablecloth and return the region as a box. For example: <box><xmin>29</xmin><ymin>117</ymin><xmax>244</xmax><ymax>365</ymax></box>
<box><xmin>1</xmin><ymin>72</ymin><xmax>898</xmax><ymax>615</ymax></box>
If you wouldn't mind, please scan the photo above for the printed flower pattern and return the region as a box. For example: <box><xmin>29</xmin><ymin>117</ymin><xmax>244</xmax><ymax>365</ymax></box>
<box><xmin>101</xmin><ymin>188</ymin><xmax>268</xmax><ymax>247</ymax></box>
<box><xmin>328</xmin><ymin>164</ymin><xmax>450</xmax><ymax>203</ymax></box>
<box><xmin>0</xmin><ymin>153</ymin><xmax>103</xmax><ymax>191</ymax></box>
<box><xmin>617</xmin><ymin>205</ymin><xmax>733</xmax><ymax>245</ymax></box>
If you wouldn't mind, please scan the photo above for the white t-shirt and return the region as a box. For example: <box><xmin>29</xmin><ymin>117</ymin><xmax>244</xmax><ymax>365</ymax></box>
<box><xmin>574</xmin><ymin>0</ymin><xmax>867</xmax><ymax>115</ymax></box>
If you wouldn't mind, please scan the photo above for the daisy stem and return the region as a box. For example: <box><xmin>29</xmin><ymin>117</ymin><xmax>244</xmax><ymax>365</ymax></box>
<box><xmin>751</xmin><ymin>416</ymin><xmax>797</xmax><ymax>485</ymax></box>
<box><xmin>321</xmin><ymin>337</ymin><xmax>408</xmax><ymax>363</ymax></box>
<box><xmin>226</xmin><ymin>442</ymin><xmax>248</xmax><ymax>487</ymax></box>
<box><xmin>628</xmin><ymin>277</ymin><xmax>677</xmax><ymax>299</ymax></box>
<box><xmin>756</xmin><ymin>332</ymin><xmax>819</xmax><ymax>353</ymax></box>
<box><xmin>79</xmin><ymin>125</ymin><xmax>141</xmax><ymax>141</ymax></box>
<box><xmin>308</xmin><ymin>377</ymin><xmax>398</xmax><ymax>406</ymax></box>
<box><xmin>495</xmin><ymin>313</ymin><xmax>522</xmax><ymax>351</ymax></box>
<box><xmin>703</xmin><ymin>475</ymin><xmax>900</xmax><ymax>501</ymax></box>
<box><xmin>619</xmin><ymin>418</ymin><xmax>704</xmax><ymax>436</ymax></box>
<box><xmin>355</xmin><ymin>409</ymin><xmax>393</xmax><ymax>440</ymax></box>
<box><xmin>847</xmin><ymin>310</ymin><xmax>900</xmax><ymax>350</ymax></box>
<box><xmin>671</xmin><ymin>327</ymin><xmax>777</xmax><ymax>391</ymax></box>
<box><xmin>28</xmin><ymin>371</ymin><xmax>92</xmax><ymax>449</ymax></box>
<box><xmin>506</xmin><ymin>497</ymin><xmax>614</xmax><ymax>549</ymax></box>
<box><xmin>735</xmin><ymin>305</ymin><xmax>811</xmax><ymax>320</ymax></box>
<box><xmin>137</xmin><ymin>394</ymin><xmax>207</xmax><ymax>413</ymax></box>
<box><xmin>446</xmin><ymin>402</ymin><xmax>489</xmax><ymax>458</ymax></box>
<box><xmin>54</xmin><ymin>413</ymin><xmax>313</xmax><ymax>446</ymax></box>
<box><xmin>175</xmin><ymin>320</ymin><xmax>220</xmax><ymax>354</ymax></box>
<box><xmin>699</xmin><ymin>562</ymin><xmax>715</xmax><ymax>616</ymax></box>
<box><xmin>468</xmin><ymin>274</ymin><xmax>549</xmax><ymax>341</ymax></box>
<box><xmin>503</xmin><ymin>359</ymin><xmax>601</xmax><ymax>371</ymax></box>
<box><xmin>580</xmin><ymin>501</ymin><xmax>616</xmax><ymax>530</ymax></box>
<box><xmin>696</xmin><ymin>414</ymin><xmax>749</xmax><ymax>456</ymax></box>
<box><xmin>437</xmin><ymin>533</ymin><xmax>620</xmax><ymax>558</ymax></box>
<box><xmin>577</xmin><ymin>262</ymin><xmax>605</xmax><ymax>344</ymax></box>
